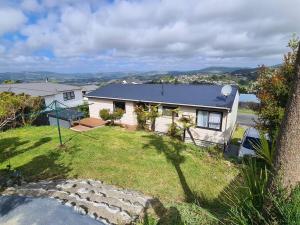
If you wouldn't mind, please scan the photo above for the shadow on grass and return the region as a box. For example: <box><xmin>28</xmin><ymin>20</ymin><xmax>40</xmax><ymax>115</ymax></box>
<box><xmin>142</xmin><ymin>133</ymin><xmax>242</xmax><ymax>222</ymax></box>
<box><xmin>15</xmin><ymin>151</ymin><xmax>70</xmax><ymax>181</ymax></box>
<box><xmin>143</xmin><ymin>134</ymin><xmax>195</xmax><ymax>203</ymax></box>
<box><xmin>143</xmin><ymin>198</ymin><xmax>183</xmax><ymax>225</ymax></box>
<box><xmin>0</xmin><ymin>137</ymin><xmax>29</xmax><ymax>164</ymax></box>
<box><xmin>0</xmin><ymin>134</ymin><xmax>82</xmax><ymax>182</ymax></box>
<box><xmin>0</xmin><ymin>137</ymin><xmax>52</xmax><ymax>164</ymax></box>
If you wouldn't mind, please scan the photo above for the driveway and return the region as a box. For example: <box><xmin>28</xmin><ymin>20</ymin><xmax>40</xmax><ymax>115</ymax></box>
<box><xmin>237</xmin><ymin>113</ymin><xmax>258</xmax><ymax>126</ymax></box>
<box><xmin>0</xmin><ymin>196</ymin><xmax>104</xmax><ymax>225</ymax></box>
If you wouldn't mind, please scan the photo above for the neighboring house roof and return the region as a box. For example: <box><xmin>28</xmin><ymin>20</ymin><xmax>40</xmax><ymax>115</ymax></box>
<box><xmin>87</xmin><ymin>84</ymin><xmax>238</xmax><ymax>110</ymax></box>
<box><xmin>0</xmin><ymin>82</ymin><xmax>82</xmax><ymax>97</ymax></box>
<box><xmin>48</xmin><ymin>108</ymin><xmax>84</xmax><ymax>121</ymax></box>
<box><xmin>81</xmin><ymin>85</ymin><xmax>98</xmax><ymax>93</ymax></box>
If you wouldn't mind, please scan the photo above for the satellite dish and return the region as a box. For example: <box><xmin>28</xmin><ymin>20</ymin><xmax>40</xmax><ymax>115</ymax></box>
<box><xmin>221</xmin><ymin>85</ymin><xmax>232</xmax><ymax>97</ymax></box>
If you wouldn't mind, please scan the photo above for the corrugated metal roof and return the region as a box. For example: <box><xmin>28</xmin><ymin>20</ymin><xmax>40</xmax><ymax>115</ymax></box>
<box><xmin>87</xmin><ymin>84</ymin><xmax>238</xmax><ymax>110</ymax></box>
<box><xmin>81</xmin><ymin>85</ymin><xmax>98</xmax><ymax>92</ymax></box>
<box><xmin>0</xmin><ymin>83</ymin><xmax>82</xmax><ymax>97</ymax></box>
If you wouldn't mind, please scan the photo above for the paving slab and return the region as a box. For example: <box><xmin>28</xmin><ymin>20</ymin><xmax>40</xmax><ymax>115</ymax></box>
<box><xmin>1</xmin><ymin>179</ymin><xmax>152</xmax><ymax>225</ymax></box>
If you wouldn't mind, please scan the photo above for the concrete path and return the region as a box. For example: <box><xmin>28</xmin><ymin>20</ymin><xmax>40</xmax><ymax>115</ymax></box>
<box><xmin>2</xmin><ymin>179</ymin><xmax>152</xmax><ymax>225</ymax></box>
<box><xmin>0</xmin><ymin>196</ymin><xmax>103</xmax><ymax>225</ymax></box>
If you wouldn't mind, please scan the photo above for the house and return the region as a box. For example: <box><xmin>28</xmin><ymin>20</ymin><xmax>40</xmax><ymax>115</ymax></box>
<box><xmin>0</xmin><ymin>82</ymin><xmax>83</xmax><ymax>108</ymax></box>
<box><xmin>80</xmin><ymin>85</ymin><xmax>99</xmax><ymax>101</ymax></box>
<box><xmin>87</xmin><ymin>84</ymin><xmax>239</xmax><ymax>146</ymax></box>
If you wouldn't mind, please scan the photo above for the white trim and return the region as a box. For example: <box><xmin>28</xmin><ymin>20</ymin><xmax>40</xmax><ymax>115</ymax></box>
<box><xmin>87</xmin><ymin>96</ymin><xmax>231</xmax><ymax>111</ymax></box>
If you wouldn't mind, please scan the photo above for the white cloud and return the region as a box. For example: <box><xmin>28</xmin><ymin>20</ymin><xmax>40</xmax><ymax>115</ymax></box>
<box><xmin>0</xmin><ymin>7</ymin><xmax>27</xmax><ymax>35</ymax></box>
<box><xmin>1</xmin><ymin>0</ymin><xmax>300</xmax><ymax>72</ymax></box>
<box><xmin>21</xmin><ymin>0</ymin><xmax>41</xmax><ymax>12</ymax></box>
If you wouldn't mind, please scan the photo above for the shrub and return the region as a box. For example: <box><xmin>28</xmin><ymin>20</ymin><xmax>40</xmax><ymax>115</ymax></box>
<box><xmin>134</xmin><ymin>105</ymin><xmax>148</xmax><ymax>130</ymax></box>
<box><xmin>167</xmin><ymin>123</ymin><xmax>182</xmax><ymax>140</ymax></box>
<box><xmin>99</xmin><ymin>108</ymin><xmax>124</xmax><ymax>125</ymax></box>
<box><xmin>148</xmin><ymin>105</ymin><xmax>160</xmax><ymax>131</ymax></box>
<box><xmin>111</xmin><ymin>108</ymin><xmax>124</xmax><ymax>122</ymax></box>
<box><xmin>77</xmin><ymin>102</ymin><xmax>89</xmax><ymax>117</ymax></box>
<box><xmin>99</xmin><ymin>108</ymin><xmax>110</xmax><ymax>121</ymax></box>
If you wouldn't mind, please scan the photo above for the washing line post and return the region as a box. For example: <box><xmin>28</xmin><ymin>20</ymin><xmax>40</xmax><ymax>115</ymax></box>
<box><xmin>54</xmin><ymin>100</ymin><xmax>63</xmax><ymax>146</ymax></box>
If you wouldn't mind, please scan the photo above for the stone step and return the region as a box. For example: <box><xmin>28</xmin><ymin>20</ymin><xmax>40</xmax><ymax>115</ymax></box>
<box><xmin>52</xmin><ymin>191</ymin><xmax>132</xmax><ymax>225</ymax></box>
<box><xmin>2</xmin><ymin>179</ymin><xmax>152</xmax><ymax>225</ymax></box>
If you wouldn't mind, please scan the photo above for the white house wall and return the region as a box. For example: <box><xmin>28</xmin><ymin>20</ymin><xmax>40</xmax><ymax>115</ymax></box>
<box><xmin>88</xmin><ymin>98</ymin><xmax>137</xmax><ymax>125</ymax></box>
<box><xmin>44</xmin><ymin>90</ymin><xmax>83</xmax><ymax>108</ymax></box>
<box><xmin>88</xmin><ymin>97</ymin><xmax>239</xmax><ymax>145</ymax></box>
<box><xmin>172</xmin><ymin>106</ymin><xmax>228</xmax><ymax>145</ymax></box>
<box><xmin>224</xmin><ymin>91</ymin><xmax>239</xmax><ymax>142</ymax></box>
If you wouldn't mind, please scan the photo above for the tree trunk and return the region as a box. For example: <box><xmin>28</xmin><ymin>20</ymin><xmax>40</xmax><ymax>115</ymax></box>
<box><xmin>186</xmin><ymin>128</ymin><xmax>197</xmax><ymax>146</ymax></box>
<box><xmin>271</xmin><ymin>43</ymin><xmax>300</xmax><ymax>191</ymax></box>
<box><xmin>151</xmin><ymin>118</ymin><xmax>156</xmax><ymax>132</ymax></box>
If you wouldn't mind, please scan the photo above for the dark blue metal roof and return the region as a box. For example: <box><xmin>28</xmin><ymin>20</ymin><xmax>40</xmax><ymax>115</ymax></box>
<box><xmin>87</xmin><ymin>84</ymin><xmax>238</xmax><ymax>110</ymax></box>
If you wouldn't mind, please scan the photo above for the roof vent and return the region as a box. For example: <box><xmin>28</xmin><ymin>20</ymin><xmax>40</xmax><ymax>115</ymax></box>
<box><xmin>221</xmin><ymin>85</ymin><xmax>232</xmax><ymax>97</ymax></box>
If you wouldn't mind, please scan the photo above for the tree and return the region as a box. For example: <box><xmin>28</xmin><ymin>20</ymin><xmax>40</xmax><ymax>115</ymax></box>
<box><xmin>77</xmin><ymin>102</ymin><xmax>89</xmax><ymax>117</ymax></box>
<box><xmin>134</xmin><ymin>104</ymin><xmax>160</xmax><ymax>131</ymax></box>
<box><xmin>147</xmin><ymin>105</ymin><xmax>160</xmax><ymax>132</ymax></box>
<box><xmin>178</xmin><ymin>116</ymin><xmax>196</xmax><ymax>145</ymax></box>
<box><xmin>255</xmin><ymin>35</ymin><xmax>299</xmax><ymax>139</ymax></box>
<box><xmin>2</xmin><ymin>80</ymin><xmax>19</xmax><ymax>84</ymax></box>
<box><xmin>167</xmin><ymin>108</ymin><xmax>182</xmax><ymax>139</ymax></box>
<box><xmin>0</xmin><ymin>92</ymin><xmax>43</xmax><ymax>129</ymax></box>
<box><xmin>271</xmin><ymin>42</ymin><xmax>300</xmax><ymax>191</ymax></box>
<box><xmin>0</xmin><ymin>92</ymin><xmax>22</xmax><ymax>128</ymax></box>
<box><xmin>18</xmin><ymin>94</ymin><xmax>43</xmax><ymax>125</ymax></box>
<box><xmin>134</xmin><ymin>105</ymin><xmax>148</xmax><ymax>130</ymax></box>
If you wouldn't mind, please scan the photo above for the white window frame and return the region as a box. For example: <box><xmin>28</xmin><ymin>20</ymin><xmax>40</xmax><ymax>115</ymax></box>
<box><xmin>196</xmin><ymin>110</ymin><xmax>223</xmax><ymax>131</ymax></box>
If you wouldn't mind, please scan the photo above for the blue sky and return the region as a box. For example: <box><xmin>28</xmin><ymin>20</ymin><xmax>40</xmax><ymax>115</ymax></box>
<box><xmin>0</xmin><ymin>0</ymin><xmax>299</xmax><ymax>73</ymax></box>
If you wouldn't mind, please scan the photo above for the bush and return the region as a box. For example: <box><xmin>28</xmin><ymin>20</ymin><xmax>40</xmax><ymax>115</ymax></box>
<box><xmin>99</xmin><ymin>108</ymin><xmax>124</xmax><ymax>125</ymax></box>
<box><xmin>134</xmin><ymin>105</ymin><xmax>148</xmax><ymax>130</ymax></box>
<box><xmin>111</xmin><ymin>108</ymin><xmax>124</xmax><ymax>123</ymax></box>
<box><xmin>77</xmin><ymin>102</ymin><xmax>89</xmax><ymax>117</ymax></box>
<box><xmin>167</xmin><ymin>123</ymin><xmax>182</xmax><ymax>140</ymax></box>
<box><xmin>99</xmin><ymin>109</ymin><xmax>110</xmax><ymax>121</ymax></box>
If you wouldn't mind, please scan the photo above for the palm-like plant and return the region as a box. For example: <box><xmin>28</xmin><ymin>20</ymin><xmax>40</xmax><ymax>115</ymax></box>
<box><xmin>147</xmin><ymin>104</ymin><xmax>160</xmax><ymax>131</ymax></box>
<box><xmin>178</xmin><ymin>116</ymin><xmax>196</xmax><ymax>145</ymax></box>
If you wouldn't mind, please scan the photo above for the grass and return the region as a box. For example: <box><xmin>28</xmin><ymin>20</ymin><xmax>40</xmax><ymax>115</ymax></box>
<box><xmin>0</xmin><ymin>125</ymin><xmax>239</xmax><ymax>224</ymax></box>
<box><xmin>231</xmin><ymin>126</ymin><xmax>246</xmax><ymax>145</ymax></box>
<box><xmin>238</xmin><ymin>107</ymin><xmax>256</xmax><ymax>114</ymax></box>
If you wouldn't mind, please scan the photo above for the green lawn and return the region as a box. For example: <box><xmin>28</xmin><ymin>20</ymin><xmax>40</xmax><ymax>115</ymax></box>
<box><xmin>238</xmin><ymin>107</ymin><xmax>256</xmax><ymax>114</ymax></box>
<box><xmin>231</xmin><ymin>126</ymin><xmax>246</xmax><ymax>145</ymax></box>
<box><xmin>0</xmin><ymin>126</ymin><xmax>239</xmax><ymax>223</ymax></box>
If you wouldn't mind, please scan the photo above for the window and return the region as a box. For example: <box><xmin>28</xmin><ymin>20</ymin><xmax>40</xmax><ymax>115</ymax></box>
<box><xmin>63</xmin><ymin>91</ymin><xmax>75</xmax><ymax>101</ymax></box>
<box><xmin>162</xmin><ymin>106</ymin><xmax>178</xmax><ymax>117</ymax></box>
<box><xmin>113</xmin><ymin>101</ymin><xmax>126</xmax><ymax>111</ymax></box>
<box><xmin>136</xmin><ymin>102</ymin><xmax>149</xmax><ymax>110</ymax></box>
<box><xmin>196</xmin><ymin>110</ymin><xmax>222</xmax><ymax>130</ymax></box>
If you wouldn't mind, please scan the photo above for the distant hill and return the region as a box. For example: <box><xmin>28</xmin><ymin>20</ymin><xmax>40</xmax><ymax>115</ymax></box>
<box><xmin>198</xmin><ymin>66</ymin><xmax>247</xmax><ymax>74</ymax></box>
<box><xmin>0</xmin><ymin>64</ymin><xmax>281</xmax><ymax>84</ymax></box>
